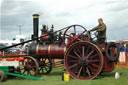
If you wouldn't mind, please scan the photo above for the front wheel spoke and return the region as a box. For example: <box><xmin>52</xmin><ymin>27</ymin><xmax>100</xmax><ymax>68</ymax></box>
<box><xmin>23</xmin><ymin>70</ymin><xmax>26</xmax><ymax>74</ymax></box>
<box><xmin>32</xmin><ymin>65</ymin><xmax>36</xmax><ymax>68</ymax></box>
<box><xmin>77</xmin><ymin>67</ymin><xmax>82</xmax><ymax>77</ymax></box>
<box><xmin>44</xmin><ymin>67</ymin><xmax>48</xmax><ymax>71</ymax></box>
<box><xmin>42</xmin><ymin>68</ymin><xmax>44</xmax><ymax>73</ymax></box>
<box><xmin>31</xmin><ymin>68</ymin><xmax>35</xmax><ymax>71</ymax></box>
<box><xmin>27</xmin><ymin>70</ymin><xmax>30</xmax><ymax>75</ymax></box>
<box><xmin>45</xmin><ymin>64</ymin><xmax>51</xmax><ymax>67</ymax></box>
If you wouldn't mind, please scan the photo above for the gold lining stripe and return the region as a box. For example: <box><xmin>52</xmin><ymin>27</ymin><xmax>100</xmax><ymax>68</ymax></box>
<box><xmin>64</xmin><ymin>47</ymin><xmax>67</xmax><ymax>56</ymax></box>
<box><xmin>33</xmin><ymin>16</ymin><xmax>39</xmax><ymax>18</ymax></box>
<box><xmin>36</xmin><ymin>44</ymin><xmax>39</xmax><ymax>55</ymax></box>
<box><xmin>48</xmin><ymin>45</ymin><xmax>51</xmax><ymax>57</ymax></box>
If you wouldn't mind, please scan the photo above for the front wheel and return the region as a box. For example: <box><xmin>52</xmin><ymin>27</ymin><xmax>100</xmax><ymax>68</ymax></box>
<box><xmin>38</xmin><ymin>57</ymin><xmax>52</xmax><ymax>74</ymax></box>
<box><xmin>19</xmin><ymin>56</ymin><xmax>39</xmax><ymax>76</ymax></box>
<box><xmin>0</xmin><ymin>71</ymin><xmax>5</xmax><ymax>82</ymax></box>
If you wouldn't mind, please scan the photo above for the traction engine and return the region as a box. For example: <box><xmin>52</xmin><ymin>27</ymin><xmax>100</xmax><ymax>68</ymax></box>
<box><xmin>28</xmin><ymin>14</ymin><xmax>119</xmax><ymax>80</ymax></box>
<box><xmin>0</xmin><ymin>14</ymin><xmax>120</xmax><ymax>80</ymax></box>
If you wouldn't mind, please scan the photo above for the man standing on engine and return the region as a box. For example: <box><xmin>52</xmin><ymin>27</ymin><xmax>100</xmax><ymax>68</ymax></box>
<box><xmin>89</xmin><ymin>18</ymin><xmax>107</xmax><ymax>43</ymax></box>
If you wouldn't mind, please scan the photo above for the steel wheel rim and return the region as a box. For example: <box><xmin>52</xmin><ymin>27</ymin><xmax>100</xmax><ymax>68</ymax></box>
<box><xmin>65</xmin><ymin>41</ymin><xmax>103</xmax><ymax>80</ymax></box>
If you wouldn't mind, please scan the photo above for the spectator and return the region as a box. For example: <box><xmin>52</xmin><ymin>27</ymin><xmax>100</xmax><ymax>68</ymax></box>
<box><xmin>0</xmin><ymin>51</ymin><xmax>2</xmax><ymax>56</ymax></box>
<box><xmin>125</xmin><ymin>44</ymin><xmax>128</xmax><ymax>63</ymax></box>
<box><xmin>119</xmin><ymin>43</ymin><xmax>126</xmax><ymax>63</ymax></box>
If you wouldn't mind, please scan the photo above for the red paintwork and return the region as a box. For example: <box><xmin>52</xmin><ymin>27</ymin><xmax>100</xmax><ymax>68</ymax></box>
<box><xmin>37</xmin><ymin>43</ymin><xmax>66</xmax><ymax>59</ymax></box>
<box><xmin>16</xmin><ymin>57</ymin><xmax>24</xmax><ymax>61</ymax></box>
<box><xmin>98</xmin><ymin>44</ymin><xmax>115</xmax><ymax>72</ymax></box>
<box><xmin>6</xmin><ymin>58</ymin><xmax>15</xmax><ymax>61</ymax></box>
<box><xmin>102</xmin><ymin>56</ymin><xmax>114</xmax><ymax>72</ymax></box>
<box><xmin>0</xmin><ymin>58</ymin><xmax>2</xmax><ymax>61</ymax></box>
<box><xmin>41</xmin><ymin>33</ymin><xmax>49</xmax><ymax>41</ymax></box>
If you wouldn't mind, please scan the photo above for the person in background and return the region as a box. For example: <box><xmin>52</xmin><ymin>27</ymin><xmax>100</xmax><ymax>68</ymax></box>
<box><xmin>125</xmin><ymin>44</ymin><xmax>128</xmax><ymax>63</ymax></box>
<box><xmin>0</xmin><ymin>51</ymin><xmax>2</xmax><ymax>56</ymax></box>
<box><xmin>119</xmin><ymin>42</ymin><xmax>126</xmax><ymax>64</ymax></box>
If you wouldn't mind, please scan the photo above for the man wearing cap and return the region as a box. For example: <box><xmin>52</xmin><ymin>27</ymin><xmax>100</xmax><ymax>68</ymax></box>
<box><xmin>89</xmin><ymin>18</ymin><xmax>107</xmax><ymax>43</ymax></box>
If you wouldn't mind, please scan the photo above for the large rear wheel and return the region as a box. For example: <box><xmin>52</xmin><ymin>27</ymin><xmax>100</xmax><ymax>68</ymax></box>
<box><xmin>65</xmin><ymin>41</ymin><xmax>103</xmax><ymax>80</ymax></box>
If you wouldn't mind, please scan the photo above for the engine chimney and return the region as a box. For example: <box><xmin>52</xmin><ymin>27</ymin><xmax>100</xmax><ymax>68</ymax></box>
<box><xmin>32</xmin><ymin>14</ymin><xmax>39</xmax><ymax>41</ymax></box>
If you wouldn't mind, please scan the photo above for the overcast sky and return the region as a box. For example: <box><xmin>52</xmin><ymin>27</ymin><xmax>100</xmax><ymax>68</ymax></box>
<box><xmin>0</xmin><ymin>0</ymin><xmax>128</xmax><ymax>40</ymax></box>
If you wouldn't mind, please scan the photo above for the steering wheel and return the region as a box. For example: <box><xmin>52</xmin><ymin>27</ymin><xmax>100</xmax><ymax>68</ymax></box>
<box><xmin>89</xmin><ymin>31</ymin><xmax>98</xmax><ymax>41</ymax></box>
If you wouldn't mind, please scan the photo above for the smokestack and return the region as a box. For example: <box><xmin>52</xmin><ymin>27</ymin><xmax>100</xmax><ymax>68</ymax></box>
<box><xmin>32</xmin><ymin>14</ymin><xmax>39</xmax><ymax>40</ymax></box>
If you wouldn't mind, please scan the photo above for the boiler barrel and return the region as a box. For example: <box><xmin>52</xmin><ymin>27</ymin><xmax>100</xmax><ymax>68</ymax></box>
<box><xmin>29</xmin><ymin>43</ymin><xmax>66</xmax><ymax>59</ymax></box>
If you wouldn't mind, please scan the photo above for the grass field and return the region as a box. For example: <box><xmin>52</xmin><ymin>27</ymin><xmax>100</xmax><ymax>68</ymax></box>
<box><xmin>0</xmin><ymin>68</ymin><xmax>128</xmax><ymax>85</ymax></box>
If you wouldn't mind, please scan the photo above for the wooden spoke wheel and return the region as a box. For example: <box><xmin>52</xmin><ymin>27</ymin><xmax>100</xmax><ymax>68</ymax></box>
<box><xmin>38</xmin><ymin>58</ymin><xmax>52</xmax><ymax>74</ymax></box>
<box><xmin>63</xmin><ymin>25</ymin><xmax>90</xmax><ymax>46</ymax></box>
<box><xmin>65</xmin><ymin>41</ymin><xmax>103</xmax><ymax>80</ymax></box>
<box><xmin>0</xmin><ymin>71</ymin><xmax>5</xmax><ymax>82</ymax></box>
<box><xmin>19</xmin><ymin>56</ymin><xmax>39</xmax><ymax>76</ymax></box>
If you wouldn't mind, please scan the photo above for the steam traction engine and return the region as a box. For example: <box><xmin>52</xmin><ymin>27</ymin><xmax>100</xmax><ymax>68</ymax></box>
<box><xmin>26</xmin><ymin>14</ymin><xmax>120</xmax><ymax>80</ymax></box>
<box><xmin>0</xmin><ymin>14</ymin><xmax>119</xmax><ymax>80</ymax></box>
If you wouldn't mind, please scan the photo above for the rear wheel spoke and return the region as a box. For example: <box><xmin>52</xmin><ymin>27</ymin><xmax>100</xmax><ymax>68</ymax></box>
<box><xmin>89</xmin><ymin>54</ymin><xmax>98</xmax><ymax>59</ymax></box>
<box><xmin>73</xmin><ymin>64</ymin><xmax>80</xmax><ymax>72</ymax></box>
<box><xmin>82</xmin><ymin>46</ymin><xmax>85</xmax><ymax>57</ymax></box>
<box><xmin>86</xmin><ymin>46</ymin><xmax>90</xmax><ymax>55</ymax></box>
<box><xmin>89</xmin><ymin>60</ymin><xmax>99</xmax><ymax>63</ymax></box>
<box><xmin>77</xmin><ymin>67</ymin><xmax>82</xmax><ymax>77</ymax></box>
<box><xmin>69</xmin><ymin>60</ymin><xmax>79</xmax><ymax>63</ymax></box>
<box><xmin>69</xmin><ymin>64</ymin><xmax>78</xmax><ymax>69</ymax></box>
<box><xmin>87</xmin><ymin>50</ymin><xmax>94</xmax><ymax>58</ymax></box>
<box><xmin>86</xmin><ymin>67</ymin><xmax>91</xmax><ymax>77</ymax></box>
<box><xmin>90</xmin><ymin>64</ymin><xmax>99</xmax><ymax>68</ymax></box>
<box><xmin>74</xmin><ymin>50</ymin><xmax>81</xmax><ymax>58</ymax></box>
<box><xmin>83</xmin><ymin>66</ymin><xmax>86</xmax><ymax>77</ymax></box>
<box><xmin>68</xmin><ymin>55</ymin><xmax>78</xmax><ymax>59</ymax></box>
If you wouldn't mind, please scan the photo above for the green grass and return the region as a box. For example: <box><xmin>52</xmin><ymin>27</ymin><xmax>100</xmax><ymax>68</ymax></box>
<box><xmin>1</xmin><ymin>68</ymin><xmax>128</xmax><ymax>85</ymax></box>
